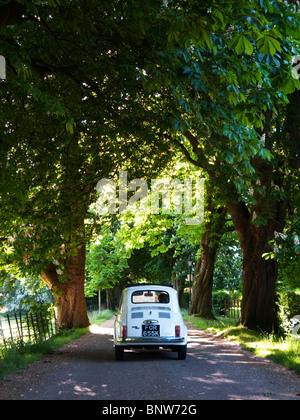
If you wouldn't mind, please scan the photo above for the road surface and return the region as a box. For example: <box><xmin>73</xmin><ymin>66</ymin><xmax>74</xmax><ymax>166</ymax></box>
<box><xmin>0</xmin><ymin>318</ymin><xmax>300</xmax><ymax>400</ymax></box>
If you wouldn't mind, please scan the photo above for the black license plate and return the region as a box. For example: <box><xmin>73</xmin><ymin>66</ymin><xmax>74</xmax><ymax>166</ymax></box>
<box><xmin>142</xmin><ymin>324</ymin><xmax>160</xmax><ymax>337</ymax></box>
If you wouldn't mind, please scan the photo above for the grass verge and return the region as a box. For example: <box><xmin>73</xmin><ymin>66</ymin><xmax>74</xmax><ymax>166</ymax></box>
<box><xmin>0</xmin><ymin>328</ymin><xmax>88</xmax><ymax>380</ymax></box>
<box><xmin>0</xmin><ymin>309</ymin><xmax>115</xmax><ymax>381</ymax></box>
<box><xmin>184</xmin><ymin>314</ymin><xmax>300</xmax><ymax>376</ymax></box>
<box><xmin>88</xmin><ymin>309</ymin><xmax>116</xmax><ymax>326</ymax></box>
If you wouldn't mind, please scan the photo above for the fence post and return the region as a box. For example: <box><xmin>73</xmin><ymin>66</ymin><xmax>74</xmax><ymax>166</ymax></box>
<box><xmin>26</xmin><ymin>313</ymin><xmax>31</xmax><ymax>342</ymax></box>
<box><xmin>0</xmin><ymin>317</ymin><xmax>4</xmax><ymax>343</ymax></box>
<box><xmin>44</xmin><ymin>312</ymin><xmax>50</xmax><ymax>339</ymax></box>
<box><xmin>40</xmin><ymin>312</ymin><xmax>47</xmax><ymax>340</ymax></box>
<box><xmin>14</xmin><ymin>313</ymin><xmax>21</xmax><ymax>340</ymax></box>
<box><xmin>224</xmin><ymin>299</ymin><xmax>241</xmax><ymax>320</ymax></box>
<box><xmin>19</xmin><ymin>312</ymin><xmax>23</xmax><ymax>339</ymax></box>
<box><xmin>30</xmin><ymin>313</ymin><xmax>38</xmax><ymax>342</ymax></box>
<box><xmin>35</xmin><ymin>313</ymin><xmax>41</xmax><ymax>340</ymax></box>
<box><xmin>49</xmin><ymin>312</ymin><xmax>54</xmax><ymax>336</ymax></box>
<box><xmin>6</xmin><ymin>314</ymin><xmax>14</xmax><ymax>341</ymax></box>
<box><xmin>53</xmin><ymin>308</ymin><xmax>58</xmax><ymax>334</ymax></box>
<box><xmin>0</xmin><ymin>311</ymin><xmax>57</xmax><ymax>351</ymax></box>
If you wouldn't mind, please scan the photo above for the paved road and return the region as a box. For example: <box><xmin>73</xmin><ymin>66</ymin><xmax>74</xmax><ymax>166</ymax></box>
<box><xmin>1</xmin><ymin>318</ymin><xmax>300</xmax><ymax>400</ymax></box>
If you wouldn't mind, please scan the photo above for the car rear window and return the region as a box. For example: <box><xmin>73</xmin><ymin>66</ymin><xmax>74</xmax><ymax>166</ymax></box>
<box><xmin>131</xmin><ymin>290</ymin><xmax>170</xmax><ymax>304</ymax></box>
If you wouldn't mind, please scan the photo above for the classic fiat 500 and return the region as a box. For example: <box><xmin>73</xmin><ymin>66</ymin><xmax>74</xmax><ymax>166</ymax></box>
<box><xmin>114</xmin><ymin>284</ymin><xmax>187</xmax><ymax>360</ymax></box>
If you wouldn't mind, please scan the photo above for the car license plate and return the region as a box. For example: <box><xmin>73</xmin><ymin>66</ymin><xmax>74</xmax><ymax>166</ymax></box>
<box><xmin>142</xmin><ymin>324</ymin><xmax>160</xmax><ymax>337</ymax></box>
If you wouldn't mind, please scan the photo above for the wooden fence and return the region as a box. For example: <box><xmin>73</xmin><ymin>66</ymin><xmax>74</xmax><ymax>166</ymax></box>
<box><xmin>0</xmin><ymin>310</ymin><xmax>57</xmax><ymax>347</ymax></box>
<box><xmin>224</xmin><ymin>299</ymin><xmax>241</xmax><ymax>320</ymax></box>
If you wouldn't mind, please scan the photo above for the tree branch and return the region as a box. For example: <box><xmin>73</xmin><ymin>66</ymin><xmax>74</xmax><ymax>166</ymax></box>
<box><xmin>172</xmin><ymin>137</ymin><xmax>199</xmax><ymax>167</ymax></box>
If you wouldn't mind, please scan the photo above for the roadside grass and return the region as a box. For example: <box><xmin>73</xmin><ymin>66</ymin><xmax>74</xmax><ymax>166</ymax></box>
<box><xmin>88</xmin><ymin>309</ymin><xmax>116</xmax><ymax>326</ymax></box>
<box><xmin>0</xmin><ymin>309</ymin><xmax>115</xmax><ymax>381</ymax></box>
<box><xmin>184</xmin><ymin>313</ymin><xmax>300</xmax><ymax>376</ymax></box>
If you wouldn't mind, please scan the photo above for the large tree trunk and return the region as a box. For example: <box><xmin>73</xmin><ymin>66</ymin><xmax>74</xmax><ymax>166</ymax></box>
<box><xmin>240</xmin><ymin>226</ymin><xmax>279</xmax><ymax>332</ymax></box>
<box><xmin>228</xmin><ymin>200</ymin><xmax>287</xmax><ymax>333</ymax></box>
<box><xmin>190</xmin><ymin>231</ymin><xmax>217</xmax><ymax>318</ymax></box>
<box><xmin>40</xmin><ymin>243</ymin><xmax>90</xmax><ymax>329</ymax></box>
<box><xmin>190</xmin><ymin>206</ymin><xmax>227</xmax><ymax>318</ymax></box>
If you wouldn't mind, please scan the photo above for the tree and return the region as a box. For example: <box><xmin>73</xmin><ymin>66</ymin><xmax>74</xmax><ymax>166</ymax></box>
<box><xmin>0</xmin><ymin>0</ymin><xmax>173</xmax><ymax>327</ymax></box>
<box><xmin>0</xmin><ymin>272</ymin><xmax>53</xmax><ymax>312</ymax></box>
<box><xmin>227</xmin><ymin>91</ymin><xmax>300</xmax><ymax>332</ymax></box>
<box><xmin>181</xmin><ymin>89</ymin><xmax>299</xmax><ymax>332</ymax></box>
<box><xmin>159</xmin><ymin>1</ymin><xmax>300</xmax><ymax>331</ymax></box>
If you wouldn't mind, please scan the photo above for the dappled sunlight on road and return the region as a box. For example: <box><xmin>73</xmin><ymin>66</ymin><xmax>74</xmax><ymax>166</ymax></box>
<box><xmin>57</xmin><ymin>377</ymin><xmax>98</xmax><ymax>398</ymax></box>
<box><xmin>89</xmin><ymin>324</ymin><xmax>114</xmax><ymax>336</ymax></box>
<box><xmin>1</xmin><ymin>317</ymin><xmax>300</xmax><ymax>400</ymax></box>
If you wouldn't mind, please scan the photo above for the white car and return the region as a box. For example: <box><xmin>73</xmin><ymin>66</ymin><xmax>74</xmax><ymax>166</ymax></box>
<box><xmin>114</xmin><ymin>284</ymin><xmax>188</xmax><ymax>360</ymax></box>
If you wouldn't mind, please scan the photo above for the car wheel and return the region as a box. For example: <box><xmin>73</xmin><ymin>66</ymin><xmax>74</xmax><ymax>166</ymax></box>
<box><xmin>115</xmin><ymin>346</ymin><xmax>124</xmax><ymax>361</ymax></box>
<box><xmin>177</xmin><ymin>345</ymin><xmax>187</xmax><ymax>360</ymax></box>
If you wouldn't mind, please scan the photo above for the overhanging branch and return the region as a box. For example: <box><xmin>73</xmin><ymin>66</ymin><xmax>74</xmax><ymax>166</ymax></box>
<box><xmin>173</xmin><ymin>138</ymin><xmax>199</xmax><ymax>167</ymax></box>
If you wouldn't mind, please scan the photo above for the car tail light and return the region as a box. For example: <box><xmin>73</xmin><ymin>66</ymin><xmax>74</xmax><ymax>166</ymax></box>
<box><xmin>122</xmin><ymin>326</ymin><xmax>127</xmax><ymax>338</ymax></box>
<box><xmin>175</xmin><ymin>325</ymin><xmax>180</xmax><ymax>338</ymax></box>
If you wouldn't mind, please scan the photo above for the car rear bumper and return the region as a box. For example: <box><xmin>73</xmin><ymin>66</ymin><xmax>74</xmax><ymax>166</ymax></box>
<box><xmin>115</xmin><ymin>336</ymin><xmax>186</xmax><ymax>347</ymax></box>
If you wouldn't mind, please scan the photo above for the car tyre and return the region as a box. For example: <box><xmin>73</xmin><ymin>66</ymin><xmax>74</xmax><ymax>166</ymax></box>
<box><xmin>115</xmin><ymin>346</ymin><xmax>124</xmax><ymax>361</ymax></box>
<box><xmin>177</xmin><ymin>345</ymin><xmax>187</xmax><ymax>360</ymax></box>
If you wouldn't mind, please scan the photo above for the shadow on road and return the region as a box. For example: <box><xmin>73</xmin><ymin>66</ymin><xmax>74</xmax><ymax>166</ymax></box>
<box><xmin>1</xmin><ymin>318</ymin><xmax>300</xmax><ymax>400</ymax></box>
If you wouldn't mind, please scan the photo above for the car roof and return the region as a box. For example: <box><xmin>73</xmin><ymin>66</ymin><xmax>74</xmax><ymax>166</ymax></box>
<box><xmin>126</xmin><ymin>283</ymin><xmax>173</xmax><ymax>289</ymax></box>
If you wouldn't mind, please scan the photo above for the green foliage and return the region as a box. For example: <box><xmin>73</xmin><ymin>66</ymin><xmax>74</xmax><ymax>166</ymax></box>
<box><xmin>85</xmin><ymin>159</ymin><xmax>204</xmax><ymax>295</ymax></box>
<box><xmin>0</xmin><ymin>274</ymin><xmax>53</xmax><ymax>312</ymax></box>
<box><xmin>213</xmin><ymin>232</ymin><xmax>243</xmax><ymax>292</ymax></box>
<box><xmin>278</xmin><ymin>291</ymin><xmax>300</xmax><ymax>336</ymax></box>
<box><xmin>85</xmin><ymin>207</ymin><xmax>199</xmax><ymax>294</ymax></box>
<box><xmin>0</xmin><ymin>0</ymin><xmax>299</xmax><ymax>331</ymax></box>
<box><xmin>212</xmin><ymin>290</ymin><xmax>242</xmax><ymax>317</ymax></box>
<box><xmin>88</xmin><ymin>309</ymin><xmax>116</xmax><ymax>327</ymax></box>
<box><xmin>265</xmin><ymin>213</ymin><xmax>300</xmax><ymax>288</ymax></box>
<box><xmin>85</xmin><ymin>221</ymin><xmax>131</xmax><ymax>296</ymax></box>
<box><xmin>0</xmin><ymin>0</ymin><xmax>174</xmax><ymax>280</ymax></box>
<box><xmin>264</xmin><ymin>206</ymin><xmax>300</xmax><ymax>332</ymax></box>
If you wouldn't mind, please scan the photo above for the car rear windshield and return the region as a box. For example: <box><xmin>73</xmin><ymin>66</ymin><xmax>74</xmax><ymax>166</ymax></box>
<box><xmin>131</xmin><ymin>290</ymin><xmax>170</xmax><ymax>304</ymax></box>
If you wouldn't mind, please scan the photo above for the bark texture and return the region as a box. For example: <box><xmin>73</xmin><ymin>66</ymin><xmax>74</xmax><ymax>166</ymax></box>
<box><xmin>190</xmin><ymin>206</ymin><xmax>227</xmax><ymax>318</ymax></box>
<box><xmin>228</xmin><ymin>197</ymin><xmax>287</xmax><ymax>333</ymax></box>
<box><xmin>40</xmin><ymin>244</ymin><xmax>90</xmax><ymax>329</ymax></box>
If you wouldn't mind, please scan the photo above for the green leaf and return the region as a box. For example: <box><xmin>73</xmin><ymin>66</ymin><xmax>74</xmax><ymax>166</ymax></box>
<box><xmin>258</xmin><ymin>147</ymin><xmax>273</xmax><ymax>161</ymax></box>
<box><xmin>243</xmin><ymin>37</ymin><xmax>254</xmax><ymax>56</ymax></box>
<box><xmin>212</xmin><ymin>10</ymin><xmax>225</xmax><ymax>28</ymax></box>
<box><xmin>257</xmin><ymin>35</ymin><xmax>281</xmax><ymax>56</ymax></box>
<box><xmin>66</xmin><ymin>121</ymin><xmax>74</xmax><ymax>134</ymax></box>
<box><xmin>282</xmin><ymin>78</ymin><xmax>299</xmax><ymax>95</ymax></box>
<box><xmin>229</xmin><ymin>35</ymin><xmax>254</xmax><ymax>56</ymax></box>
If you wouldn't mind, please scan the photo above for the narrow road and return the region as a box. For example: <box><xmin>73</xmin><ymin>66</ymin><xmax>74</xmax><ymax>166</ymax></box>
<box><xmin>1</xmin><ymin>318</ymin><xmax>300</xmax><ymax>400</ymax></box>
